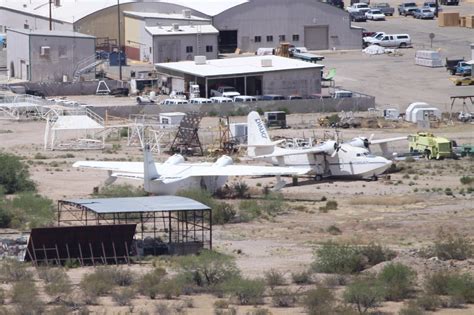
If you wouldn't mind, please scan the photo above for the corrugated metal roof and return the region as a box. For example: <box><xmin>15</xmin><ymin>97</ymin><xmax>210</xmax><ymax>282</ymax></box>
<box><xmin>7</xmin><ymin>28</ymin><xmax>95</xmax><ymax>38</ymax></box>
<box><xmin>62</xmin><ymin>196</ymin><xmax>210</xmax><ymax>213</ymax></box>
<box><xmin>155</xmin><ymin>55</ymin><xmax>324</xmax><ymax>78</ymax></box>
<box><xmin>146</xmin><ymin>24</ymin><xmax>218</xmax><ymax>36</ymax></box>
<box><xmin>161</xmin><ymin>0</ymin><xmax>248</xmax><ymax>16</ymax></box>
<box><xmin>123</xmin><ymin>10</ymin><xmax>210</xmax><ymax>21</ymax></box>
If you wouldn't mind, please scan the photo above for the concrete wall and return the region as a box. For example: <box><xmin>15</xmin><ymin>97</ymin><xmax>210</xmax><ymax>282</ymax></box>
<box><xmin>213</xmin><ymin>0</ymin><xmax>362</xmax><ymax>52</ymax></box>
<box><xmin>262</xmin><ymin>68</ymin><xmax>322</xmax><ymax>96</ymax></box>
<box><xmin>0</xmin><ymin>8</ymin><xmax>72</xmax><ymax>32</ymax></box>
<box><xmin>153</xmin><ymin>33</ymin><xmax>218</xmax><ymax>63</ymax></box>
<box><xmin>6</xmin><ymin>30</ymin><xmax>30</xmax><ymax>80</ymax></box>
<box><xmin>28</xmin><ymin>35</ymin><xmax>95</xmax><ymax>82</ymax></box>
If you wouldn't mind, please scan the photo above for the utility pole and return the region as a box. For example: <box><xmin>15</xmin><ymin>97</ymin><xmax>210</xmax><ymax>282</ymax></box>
<box><xmin>117</xmin><ymin>0</ymin><xmax>122</xmax><ymax>80</ymax></box>
<box><xmin>49</xmin><ymin>0</ymin><xmax>52</xmax><ymax>30</ymax></box>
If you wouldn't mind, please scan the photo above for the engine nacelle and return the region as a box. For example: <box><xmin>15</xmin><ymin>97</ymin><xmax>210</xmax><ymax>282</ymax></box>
<box><xmin>321</xmin><ymin>140</ymin><xmax>338</xmax><ymax>156</ymax></box>
<box><xmin>213</xmin><ymin>155</ymin><xmax>233</xmax><ymax>167</ymax></box>
<box><xmin>349</xmin><ymin>137</ymin><xmax>367</xmax><ymax>149</ymax></box>
<box><xmin>164</xmin><ymin>154</ymin><xmax>185</xmax><ymax>165</ymax></box>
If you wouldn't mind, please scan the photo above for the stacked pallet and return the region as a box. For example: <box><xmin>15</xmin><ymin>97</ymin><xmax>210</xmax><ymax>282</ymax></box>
<box><xmin>438</xmin><ymin>12</ymin><xmax>460</xmax><ymax>27</ymax></box>
<box><xmin>415</xmin><ymin>50</ymin><xmax>443</xmax><ymax>68</ymax></box>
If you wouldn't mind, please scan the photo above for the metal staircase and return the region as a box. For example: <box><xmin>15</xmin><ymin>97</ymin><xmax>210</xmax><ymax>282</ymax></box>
<box><xmin>72</xmin><ymin>55</ymin><xmax>106</xmax><ymax>83</ymax></box>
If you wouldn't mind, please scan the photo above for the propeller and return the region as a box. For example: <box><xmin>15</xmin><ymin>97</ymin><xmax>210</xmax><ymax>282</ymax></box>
<box><xmin>331</xmin><ymin>142</ymin><xmax>347</xmax><ymax>158</ymax></box>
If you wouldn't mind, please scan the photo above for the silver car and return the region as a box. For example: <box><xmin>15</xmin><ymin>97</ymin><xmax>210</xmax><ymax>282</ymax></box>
<box><xmin>413</xmin><ymin>8</ymin><xmax>435</xmax><ymax>19</ymax></box>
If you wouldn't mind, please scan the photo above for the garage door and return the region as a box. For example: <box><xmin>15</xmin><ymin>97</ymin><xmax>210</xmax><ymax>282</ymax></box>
<box><xmin>304</xmin><ymin>26</ymin><xmax>329</xmax><ymax>50</ymax></box>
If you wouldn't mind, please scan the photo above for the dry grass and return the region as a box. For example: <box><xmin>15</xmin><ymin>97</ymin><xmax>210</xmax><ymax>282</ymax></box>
<box><xmin>349</xmin><ymin>195</ymin><xmax>424</xmax><ymax>206</ymax></box>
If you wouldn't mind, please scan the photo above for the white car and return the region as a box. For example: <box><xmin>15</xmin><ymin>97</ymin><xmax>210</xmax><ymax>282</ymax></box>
<box><xmin>189</xmin><ymin>98</ymin><xmax>212</xmax><ymax>104</ymax></box>
<box><xmin>159</xmin><ymin>99</ymin><xmax>189</xmax><ymax>105</ymax></box>
<box><xmin>365</xmin><ymin>9</ymin><xmax>386</xmax><ymax>20</ymax></box>
<box><xmin>363</xmin><ymin>32</ymin><xmax>386</xmax><ymax>43</ymax></box>
<box><xmin>210</xmin><ymin>96</ymin><xmax>234</xmax><ymax>103</ymax></box>
<box><xmin>234</xmin><ymin>95</ymin><xmax>257</xmax><ymax>102</ymax></box>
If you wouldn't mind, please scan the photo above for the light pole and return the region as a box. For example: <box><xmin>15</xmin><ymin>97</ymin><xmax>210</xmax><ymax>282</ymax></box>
<box><xmin>117</xmin><ymin>0</ymin><xmax>122</xmax><ymax>80</ymax></box>
<box><xmin>49</xmin><ymin>0</ymin><xmax>52</xmax><ymax>30</ymax></box>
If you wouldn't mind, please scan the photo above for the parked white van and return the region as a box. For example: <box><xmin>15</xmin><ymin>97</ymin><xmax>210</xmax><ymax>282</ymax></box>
<box><xmin>332</xmin><ymin>90</ymin><xmax>353</xmax><ymax>98</ymax></box>
<box><xmin>210</xmin><ymin>97</ymin><xmax>233</xmax><ymax>103</ymax></box>
<box><xmin>160</xmin><ymin>99</ymin><xmax>189</xmax><ymax>105</ymax></box>
<box><xmin>189</xmin><ymin>98</ymin><xmax>213</xmax><ymax>104</ymax></box>
<box><xmin>234</xmin><ymin>95</ymin><xmax>257</xmax><ymax>102</ymax></box>
<box><xmin>369</xmin><ymin>34</ymin><xmax>411</xmax><ymax>48</ymax></box>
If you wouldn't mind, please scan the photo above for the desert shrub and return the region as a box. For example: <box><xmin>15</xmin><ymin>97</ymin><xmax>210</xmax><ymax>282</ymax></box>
<box><xmin>104</xmin><ymin>267</ymin><xmax>136</xmax><ymax>286</ymax></box>
<box><xmin>262</xmin><ymin>192</ymin><xmax>286</xmax><ymax>215</ymax></box>
<box><xmin>303</xmin><ymin>287</ymin><xmax>336</xmax><ymax>315</ymax></box>
<box><xmin>324</xmin><ymin>274</ymin><xmax>348</xmax><ymax>287</ymax></box>
<box><xmin>414</xmin><ymin>294</ymin><xmax>439</xmax><ymax>311</ymax></box>
<box><xmin>215</xmin><ymin>308</ymin><xmax>237</xmax><ymax>315</ymax></box>
<box><xmin>246</xmin><ymin>308</ymin><xmax>271</xmax><ymax>315</ymax></box>
<box><xmin>238</xmin><ymin>200</ymin><xmax>261</xmax><ymax>222</ymax></box>
<box><xmin>11</xmin><ymin>280</ymin><xmax>44</xmax><ymax>315</ymax></box>
<box><xmin>138</xmin><ymin>268</ymin><xmax>167</xmax><ymax>299</ymax></box>
<box><xmin>291</xmin><ymin>270</ymin><xmax>312</xmax><ymax>284</ymax></box>
<box><xmin>0</xmin><ymin>152</ymin><xmax>36</xmax><ymax>194</ymax></box>
<box><xmin>326</xmin><ymin>225</ymin><xmax>342</xmax><ymax>235</ymax></box>
<box><xmin>214</xmin><ymin>299</ymin><xmax>230</xmax><ymax>309</ymax></box>
<box><xmin>213</xmin><ymin>202</ymin><xmax>236</xmax><ymax>225</ymax></box>
<box><xmin>222</xmin><ymin>277</ymin><xmax>265</xmax><ymax>305</ymax></box>
<box><xmin>359</xmin><ymin>243</ymin><xmax>396</xmax><ymax>266</ymax></box>
<box><xmin>264</xmin><ymin>269</ymin><xmax>285</xmax><ymax>289</ymax></box>
<box><xmin>112</xmin><ymin>287</ymin><xmax>136</xmax><ymax>306</ymax></box>
<box><xmin>7</xmin><ymin>192</ymin><xmax>55</xmax><ymax>228</ymax></box>
<box><xmin>155</xmin><ymin>303</ymin><xmax>171</xmax><ymax>315</ymax></box>
<box><xmin>319</xmin><ymin>200</ymin><xmax>338</xmax><ymax>212</ymax></box>
<box><xmin>378</xmin><ymin>263</ymin><xmax>416</xmax><ymax>301</ymax></box>
<box><xmin>232</xmin><ymin>182</ymin><xmax>250</xmax><ymax>198</ymax></box>
<box><xmin>399</xmin><ymin>301</ymin><xmax>425</xmax><ymax>315</ymax></box>
<box><xmin>94</xmin><ymin>183</ymin><xmax>147</xmax><ymax>197</ymax></box>
<box><xmin>80</xmin><ymin>268</ymin><xmax>115</xmax><ymax>301</ymax></box>
<box><xmin>460</xmin><ymin>176</ymin><xmax>473</xmax><ymax>185</ymax></box>
<box><xmin>157</xmin><ymin>277</ymin><xmax>182</xmax><ymax>299</ymax></box>
<box><xmin>0</xmin><ymin>259</ymin><xmax>33</xmax><ymax>282</ymax></box>
<box><xmin>37</xmin><ymin>267</ymin><xmax>72</xmax><ymax>298</ymax></box>
<box><xmin>343</xmin><ymin>276</ymin><xmax>383</xmax><ymax>314</ymax></box>
<box><xmin>178</xmin><ymin>250</ymin><xmax>239</xmax><ymax>288</ymax></box>
<box><xmin>424</xmin><ymin>271</ymin><xmax>474</xmax><ymax>303</ymax></box>
<box><xmin>430</xmin><ymin>228</ymin><xmax>473</xmax><ymax>260</ymax></box>
<box><xmin>312</xmin><ymin>242</ymin><xmax>364</xmax><ymax>274</ymax></box>
<box><xmin>271</xmin><ymin>288</ymin><xmax>297</xmax><ymax>307</ymax></box>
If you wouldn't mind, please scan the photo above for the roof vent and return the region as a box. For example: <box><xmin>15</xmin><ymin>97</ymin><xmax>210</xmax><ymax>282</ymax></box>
<box><xmin>194</xmin><ymin>56</ymin><xmax>206</xmax><ymax>65</ymax></box>
<box><xmin>172</xmin><ymin>23</ymin><xmax>179</xmax><ymax>31</ymax></box>
<box><xmin>261</xmin><ymin>58</ymin><xmax>272</xmax><ymax>67</ymax></box>
<box><xmin>182</xmin><ymin>9</ymin><xmax>191</xmax><ymax>18</ymax></box>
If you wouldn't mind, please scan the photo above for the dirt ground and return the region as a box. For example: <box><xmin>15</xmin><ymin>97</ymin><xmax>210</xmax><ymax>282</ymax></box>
<box><xmin>1</xmin><ymin>114</ymin><xmax>473</xmax><ymax>314</ymax></box>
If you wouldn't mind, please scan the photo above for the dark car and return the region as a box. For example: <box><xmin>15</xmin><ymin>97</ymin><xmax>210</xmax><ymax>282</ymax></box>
<box><xmin>350</xmin><ymin>11</ymin><xmax>367</xmax><ymax>22</ymax></box>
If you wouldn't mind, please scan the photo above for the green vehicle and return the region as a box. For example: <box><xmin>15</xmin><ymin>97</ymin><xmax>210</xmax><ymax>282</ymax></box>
<box><xmin>408</xmin><ymin>132</ymin><xmax>453</xmax><ymax>160</ymax></box>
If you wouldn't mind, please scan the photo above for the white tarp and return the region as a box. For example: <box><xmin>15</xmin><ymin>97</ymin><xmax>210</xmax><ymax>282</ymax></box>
<box><xmin>363</xmin><ymin>45</ymin><xmax>386</xmax><ymax>55</ymax></box>
<box><xmin>52</xmin><ymin>116</ymin><xmax>104</xmax><ymax>130</ymax></box>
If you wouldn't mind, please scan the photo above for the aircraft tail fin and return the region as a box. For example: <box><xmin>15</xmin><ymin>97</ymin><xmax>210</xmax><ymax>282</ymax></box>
<box><xmin>247</xmin><ymin>111</ymin><xmax>275</xmax><ymax>157</ymax></box>
<box><xmin>143</xmin><ymin>145</ymin><xmax>159</xmax><ymax>191</ymax></box>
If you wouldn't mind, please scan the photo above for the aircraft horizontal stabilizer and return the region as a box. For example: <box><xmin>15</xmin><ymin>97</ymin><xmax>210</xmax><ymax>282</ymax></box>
<box><xmin>369</xmin><ymin>136</ymin><xmax>408</xmax><ymax>145</ymax></box>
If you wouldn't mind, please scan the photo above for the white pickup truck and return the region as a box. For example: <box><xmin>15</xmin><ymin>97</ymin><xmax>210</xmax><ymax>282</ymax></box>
<box><xmin>347</xmin><ymin>3</ymin><xmax>371</xmax><ymax>14</ymax></box>
<box><xmin>210</xmin><ymin>86</ymin><xmax>240</xmax><ymax>98</ymax></box>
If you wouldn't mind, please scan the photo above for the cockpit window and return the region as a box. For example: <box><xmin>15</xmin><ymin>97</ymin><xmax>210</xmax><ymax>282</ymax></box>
<box><xmin>356</xmin><ymin>153</ymin><xmax>361</xmax><ymax>157</ymax></box>
<box><xmin>363</xmin><ymin>152</ymin><xmax>376</xmax><ymax>158</ymax></box>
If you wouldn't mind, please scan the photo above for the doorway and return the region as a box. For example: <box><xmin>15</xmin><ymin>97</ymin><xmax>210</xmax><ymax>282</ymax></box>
<box><xmin>218</xmin><ymin>30</ymin><xmax>238</xmax><ymax>53</ymax></box>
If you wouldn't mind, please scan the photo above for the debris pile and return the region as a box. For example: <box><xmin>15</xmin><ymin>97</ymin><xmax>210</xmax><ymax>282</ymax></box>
<box><xmin>0</xmin><ymin>236</ymin><xmax>28</xmax><ymax>261</ymax></box>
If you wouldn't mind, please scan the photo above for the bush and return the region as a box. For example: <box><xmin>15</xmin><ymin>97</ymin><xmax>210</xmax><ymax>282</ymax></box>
<box><xmin>271</xmin><ymin>288</ymin><xmax>297</xmax><ymax>307</ymax></box>
<box><xmin>0</xmin><ymin>152</ymin><xmax>36</xmax><ymax>194</ymax></box>
<box><xmin>424</xmin><ymin>271</ymin><xmax>474</xmax><ymax>303</ymax></box>
<box><xmin>431</xmin><ymin>228</ymin><xmax>473</xmax><ymax>260</ymax></box>
<box><xmin>326</xmin><ymin>225</ymin><xmax>342</xmax><ymax>235</ymax></box>
<box><xmin>264</xmin><ymin>269</ymin><xmax>285</xmax><ymax>289</ymax></box>
<box><xmin>232</xmin><ymin>182</ymin><xmax>250</xmax><ymax>198</ymax></box>
<box><xmin>291</xmin><ymin>270</ymin><xmax>312</xmax><ymax>284</ymax></box>
<box><xmin>157</xmin><ymin>277</ymin><xmax>182</xmax><ymax>299</ymax></box>
<box><xmin>11</xmin><ymin>280</ymin><xmax>44</xmax><ymax>315</ymax></box>
<box><xmin>138</xmin><ymin>268</ymin><xmax>167</xmax><ymax>299</ymax></box>
<box><xmin>238</xmin><ymin>200</ymin><xmax>262</xmax><ymax>222</ymax></box>
<box><xmin>343</xmin><ymin>277</ymin><xmax>383</xmax><ymax>314</ymax></box>
<box><xmin>246</xmin><ymin>308</ymin><xmax>271</xmax><ymax>315</ymax></box>
<box><xmin>94</xmin><ymin>183</ymin><xmax>147</xmax><ymax>198</ymax></box>
<box><xmin>303</xmin><ymin>287</ymin><xmax>336</xmax><ymax>315</ymax></box>
<box><xmin>112</xmin><ymin>287</ymin><xmax>135</xmax><ymax>306</ymax></box>
<box><xmin>414</xmin><ymin>294</ymin><xmax>439</xmax><ymax>311</ymax></box>
<box><xmin>213</xmin><ymin>202</ymin><xmax>236</xmax><ymax>225</ymax></box>
<box><xmin>222</xmin><ymin>277</ymin><xmax>265</xmax><ymax>305</ymax></box>
<box><xmin>399</xmin><ymin>301</ymin><xmax>425</xmax><ymax>315</ymax></box>
<box><xmin>460</xmin><ymin>176</ymin><xmax>473</xmax><ymax>185</ymax></box>
<box><xmin>178</xmin><ymin>250</ymin><xmax>240</xmax><ymax>288</ymax></box>
<box><xmin>37</xmin><ymin>267</ymin><xmax>72</xmax><ymax>298</ymax></box>
<box><xmin>105</xmin><ymin>267</ymin><xmax>136</xmax><ymax>286</ymax></box>
<box><xmin>0</xmin><ymin>259</ymin><xmax>33</xmax><ymax>282</ymax></box>
<box><xmin>312</xmin><ymin>242</ymin><xmax>365</xmax><ymax>274</ymax></box>
<box><xmin>80</xmin><ymin>268</ymin><xmax>115</xmax><ymax>302</ymax></box>
<box><xmin>378</xmin><ymin>263</ymin><xmax>416</xmax><ymax>301</ymax></box>
<box><xmin>7</xmin><ymin>192</ymin><xmax>55</xmax><ymax>229</ymax></box>
<box><xmin>359</xmin><ymin>243</ymin><xmax>396</xmax><ymax>266</ymax></box>
<box><xmin>319</xmin><ymin>200</ymin><xmax>338</xmax><ymax>212</ymax></box>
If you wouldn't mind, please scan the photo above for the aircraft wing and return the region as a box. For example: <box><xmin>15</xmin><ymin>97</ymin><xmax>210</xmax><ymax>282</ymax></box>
<box><xmin>73</xmin><ymin>161</ymin><xmax>144</xmax><ymax>173</ymax></box>
<box><xmin>370</xmin><ymin>136</ymin><xmax>408</xmax><ymax>145</ymax></box>
<box><xmin>254</xmin><ymin>141</ymin><xmax>336</xmax><ymax>159</ymax></box>
<box><xmin>163</xmin><ymin>164</ymin><xmax>310</xmax><ymax>178</ymax></box>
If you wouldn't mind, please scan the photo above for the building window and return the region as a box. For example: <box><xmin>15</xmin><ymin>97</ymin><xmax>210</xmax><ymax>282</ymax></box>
<box><xmin>206</xmin><ymin>45</ymin><xmax>213</xmax><ymax>53</ymax></box>
<box><xmin>186</xmin><ymin>46</ymin><xmax>193</xmax><ymax>53</ymax></box>
<box><xmin>292</xmin><ymin>34</ymin><xmax>300</xmax><ymax>41</ymax></box>
<box><xmin>254</xmin><ymin>36</ymin><xmax>261</xmax><ymax>43</ymax></box>
<box><xmin>279</xmin><ymin>35</ymin><xmax>286</xmax><ymax>42</ymax></box>
<box><xmin>266</xmin><ymin>35</ymin><xmax>273</xmax><ymax>42</ymax></box>
<box><xmin>58</xmin><ymin>46</ymin><xmax>67</xmax><ymax>58</ymax></box>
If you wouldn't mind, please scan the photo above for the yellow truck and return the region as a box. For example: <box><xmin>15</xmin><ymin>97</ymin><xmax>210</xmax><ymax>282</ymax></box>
<box><xmin>408</xmin><ymin>132</ymin><xmax>453</xmax><ymax>160</ymax></box>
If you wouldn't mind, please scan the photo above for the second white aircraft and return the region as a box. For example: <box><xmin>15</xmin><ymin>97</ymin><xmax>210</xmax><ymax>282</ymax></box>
<box><xmin>246</xmin><ymin>111</ymin><xmax>393</xmax><ymax>181</ymax></box>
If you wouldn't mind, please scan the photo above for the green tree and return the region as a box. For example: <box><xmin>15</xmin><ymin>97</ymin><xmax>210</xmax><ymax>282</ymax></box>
<box><xmin>0</xmin><ymin>152</ymin><xmax>36</xmax><ymax>194</ymax></box>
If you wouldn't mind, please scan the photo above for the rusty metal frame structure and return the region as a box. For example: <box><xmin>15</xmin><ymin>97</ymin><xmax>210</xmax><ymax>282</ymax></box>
<box><xmin>57</xmin><ymin>199</ymin><xmax>212</xmax><ymax>252</ymax></box>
